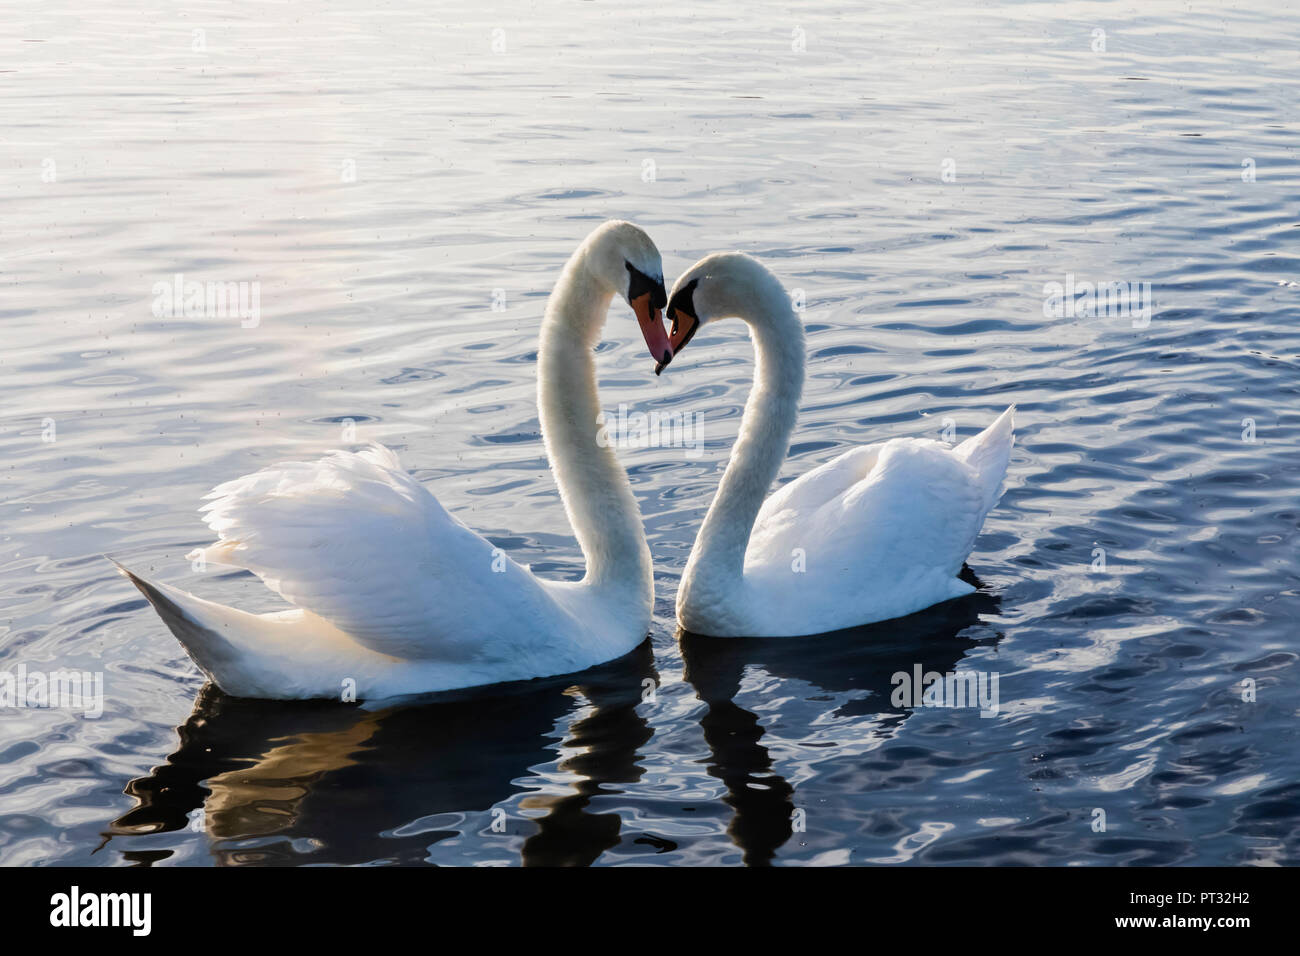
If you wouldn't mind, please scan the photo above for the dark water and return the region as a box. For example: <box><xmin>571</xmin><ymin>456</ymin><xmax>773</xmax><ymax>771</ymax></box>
<box><xmin>2</xmin><ymin>1</ymin><xmax>1298</xmax><ymax>865</ymax></box>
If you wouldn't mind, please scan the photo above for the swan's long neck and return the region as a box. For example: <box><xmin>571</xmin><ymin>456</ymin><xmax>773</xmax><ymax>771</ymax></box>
<box><xmin>538</xmin><ymin>253</ymin><xmax>652</xmax><ymax>602</ymax></box>
<box><xmin>687</xmin><ymin>278</ymin><xmax>805</xmax><ymax>592</ymax></box>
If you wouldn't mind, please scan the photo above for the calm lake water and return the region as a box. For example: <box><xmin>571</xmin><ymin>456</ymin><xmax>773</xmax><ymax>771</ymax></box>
<box><xmin>3</xmin><ymin>1</ymin><xmax>1299</xmax><ymax>866</ymax></box>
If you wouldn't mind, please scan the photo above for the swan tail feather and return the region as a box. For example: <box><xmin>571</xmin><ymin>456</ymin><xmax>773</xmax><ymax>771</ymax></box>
<box><xmin>955</xmin><ymin>404</ymin><xmax>1015</xmax><ymax>515</ymax></box>
<box><xmin>110</xmin><ymin>559</ymin><xmax>262</xmax><ymax>684</ymax></box>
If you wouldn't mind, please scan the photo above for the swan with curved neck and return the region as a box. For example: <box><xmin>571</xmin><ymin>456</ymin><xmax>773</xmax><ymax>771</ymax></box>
<box><xmin>663</xmin><ymin>252</ymin><xmax>1015</xmax><ymax>637</ymax></box>
<box><xmin>116</xmin><ymin>221</ymin><xmax>673</xmax><ymax>699</ymax></box>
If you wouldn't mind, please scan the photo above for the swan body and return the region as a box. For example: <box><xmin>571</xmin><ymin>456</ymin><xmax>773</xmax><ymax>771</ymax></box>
<box><xmin>663</xmin><ymin>253</ymin><xmax>1014</xmax><ymax>637</ymax></box>
<box><xmin>118</xmin><ymin>221</ymin><xmax>672</xmax><ymax>699</ymax></box>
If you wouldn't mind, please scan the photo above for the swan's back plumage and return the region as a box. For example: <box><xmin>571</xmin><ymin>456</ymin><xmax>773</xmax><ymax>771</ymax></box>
<box><xmin>120</xmin><ymin>441</ymin><xmax>650</xmax><ymax>698</ymax></box>
<box><xmin>191</xmin><ymin>445</ymin><xmax>559</xmax><ymax>664</ymax></box>
<box><xmin>698</xmin><ymin>407</ymin><xmax>1016</xmax><ymax>637</ymax></box>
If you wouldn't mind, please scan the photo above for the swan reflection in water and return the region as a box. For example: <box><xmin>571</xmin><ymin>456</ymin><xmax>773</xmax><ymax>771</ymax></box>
<box><xmin>106</xmin><ymin>574</ymin><xmax>998</xmax><ymax>865</ymax></box>
<box><xmin>679</xmin><ymin>569</ymin><xmax>1002</xmax><ymax>866</ymax></box>
<box><xmin>106</xmin><ymin>642</ymin><xmax>658</xmax><ymax>866</ymax></box>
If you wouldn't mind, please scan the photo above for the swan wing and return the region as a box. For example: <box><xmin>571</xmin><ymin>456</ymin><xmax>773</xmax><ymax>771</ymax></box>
<box><xmin>749</xmin><ymin>438</ymin><xmax>979</xmax><ymax>580</ymax></box>
<box><xmin>191</xmin><ymin>444</ymin><xmax>548</xmax><ymax>661</ymax></box>
<box><xmin>754</xmin><ymin>443</ymin><xmax>884</xmax><ymax>531</ymax></box>
<box><xmin>750</xmin><ymin>408</ymin><xmax>1014</xmax><ymax>583</ymax></box>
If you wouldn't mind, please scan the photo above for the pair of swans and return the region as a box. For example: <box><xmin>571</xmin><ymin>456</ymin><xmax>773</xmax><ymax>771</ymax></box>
<box><xmin>117</xmin><ymin>221</ymin><xmax>1014</xmax><ymax>700</ymax></box>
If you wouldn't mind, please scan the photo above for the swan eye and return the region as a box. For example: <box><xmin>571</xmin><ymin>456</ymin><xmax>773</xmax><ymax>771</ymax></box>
<box><xmin>625</xmin><ymin>261</ymin><xmax>667</xmax><ymax>309</ymax></box>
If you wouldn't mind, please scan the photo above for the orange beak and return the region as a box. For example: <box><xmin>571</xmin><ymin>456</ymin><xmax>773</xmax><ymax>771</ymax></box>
<box><xmin>668</xmin><ymin>310</ymin><xmax>699</xmax><ymax>356</ymax></box>
<box><xmin>631</xmin><ymin>292</ymin><xmax>673</xmax><ymax>373</ymax></box>
<box><xmin>662</xmin><ymin>277</ymin><xmax>700</xmax><ymax>373</ymax></box>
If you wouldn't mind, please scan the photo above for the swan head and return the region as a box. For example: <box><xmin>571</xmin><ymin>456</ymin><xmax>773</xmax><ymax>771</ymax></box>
<box><xmin>582</xmin><ymin>220</ymin><xmax>671</xmax><ymax>369</ymax></box>
<box><xmin>662</xmin><ymin>252</ymin><xmax>787</xmax><ymax>371</ymax></box>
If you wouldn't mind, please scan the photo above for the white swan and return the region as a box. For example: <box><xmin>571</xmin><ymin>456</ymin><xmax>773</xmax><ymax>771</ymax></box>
<box><xmin>116</xmin><ymin>220</ymin><xmax>674</xmax><ymax>700</ymax></box>
<box><xmin>659</xmin><ymin>252</ymin><xmax>1015</xmax><ymax>637</ymax></box>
